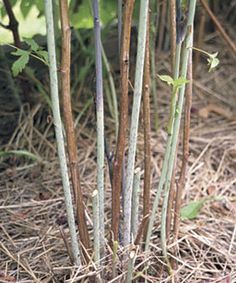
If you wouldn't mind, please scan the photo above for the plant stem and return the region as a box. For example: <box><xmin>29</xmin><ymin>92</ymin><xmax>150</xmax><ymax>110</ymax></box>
<box><xmin>160</xmin><ymin>0</ymin><xmax>197</xmax><ymax>263</ymax></box>
<box><xmin>126</xmin><ymin>250</ymin><xmax>136</xmax><ymax>283</ymax></box>
<box><xmin>123</xmin><ymin>0</ymin><xmax>149</xmax><ymax>247</ymax></box>
<box><xmin>59</xmin><ymin>0</ymin><xmax>90</xmax><ymax>261</ymax></box>
<box><xmin>169</xmin><ymin>0</ymin><xmax>176</xmax><ymax>75</ymax></box>
<box><xmin>111</xmin><ymin>0</ymin><xmax>135</xmax><ymax>243</ymax></box>
<box><xmin>131</xmin><ymin>168</ymin><xmax>141</xmax><ymax>240</ymax></box>
<box><xmin>142</xmin><ymin>13</ymin><xmax>151</xmax><ymax>239</ymax></box>
<box><xmin>92</xmin><ymin>0</ymin><xmax>105</xmax><ymax>257</ymax></box>
<box><xmin>44</xmin><ymin>0</ymin><xmax>80</xmax><ymax>266</ymax></box>
<box><xmin>118</xmin><ymin>0</ymin><xmax>123</xmax><ymax>52</ymax></box>
<box><xmin>2</xmin><ymin>0</ymin><xmax>20</xmax><ymax>47</ymax></box>
<box><xmin>92</xmin><ymin>190</ymin><xmax>100</xmax><ymax>264</ymax></box>
<box><xmin>173</xmin><ymin>35</ymin><xmax>193</xmax><ymax>241</ymax></box>
<box><xmin>101</xmin><ymin>45</ymin><xmax>119</xmax><ymax>138</ymax></box>
<box><xmin>145</xmin><ymin>42</ymin><xmax>182</xmax><ymax>252</ymax></box>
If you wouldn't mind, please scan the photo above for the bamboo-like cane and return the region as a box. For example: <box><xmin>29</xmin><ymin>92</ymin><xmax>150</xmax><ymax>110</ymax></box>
<box><xmin>44</xmin><ymin>0</ymin><xmax>80</xmax><ymax>266</ymax></box>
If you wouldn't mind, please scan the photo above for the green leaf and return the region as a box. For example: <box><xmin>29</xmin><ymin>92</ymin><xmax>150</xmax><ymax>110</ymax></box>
<box><xmin>207</xmin><ymin>53</ymin><xmax>219</xmax><ymax>72</ymax></box>
<box><xmin>0</xmin><ymin>150</ymin><xmax>41</xmax><ymax>161</ymax></box>
<box><xmin>35</xmin><ymin>50</ymin><xmax>49</xmax><ymax>65</ymax></box>
<box><xmin>11</xmin><ymin>51</ymin><xmax>30</xmax><ymax>77</ymax></box>
<box><xmin>24</xmin><ymin>38</ymin><xmax>39</xmax><ymax>52</ymax></box>
<box><xmin>158</xmin><ymin>75</ymin><xmax>174</xmax><ymax>86</ymax></box>
<box><xmin>173</xmin><ymin>77</ymin><xmax>189</xmax><ymax>88</ymax></box>
<box><xmin>180</xmin><ymin>199</ymin><xmax>205</xmax><ymax>220</ymax></box>
<box><xmin>20</xmin><ymin>0</ymin><xmax>32</xmax><ymax>18</ymax></box>
<box><xmin>11</xmin><ymin>49</ymin><xmax>29</xmax><ymax>57</ymax></box>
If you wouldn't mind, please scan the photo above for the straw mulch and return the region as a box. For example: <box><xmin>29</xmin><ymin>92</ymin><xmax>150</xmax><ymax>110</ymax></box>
<box><xmin>0</xmin><ymin>37</ymin><xmax>235</xmax><ymax>282</ymax></box>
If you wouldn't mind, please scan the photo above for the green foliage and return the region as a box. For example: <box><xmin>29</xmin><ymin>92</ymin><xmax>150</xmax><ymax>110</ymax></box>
<box><xmin>11</xmin><ymin>49</ymin><xmax>30</xmax><ymax>77</ymax></box>
<box><xmin>158</xmin><ymin>75</ymin><xmax>189</xmax><ymax>88</ymax></box>
<box><xmin>191</xmin><ymin>47</ymin><xmax>220</xmax><ymax>72</ymax></box>
<box><xmin>11</xmin><ymin>38</ymin><xmax>48</xmax><ymax>77</ymax></box>
<box><xmin>207</xmin><ymin>52</ymin><xmax>220</xmax><ymax>72</ymax></box>
<box><xmin>70</xmin><ymin>0</ymin><xmax>117</xmax><ymax>29</ymax></box>
<box><xmin>20</xmin><ymin>0</ymin><xmax>32</xmax><ymax>19</ymax></box>
<box><xmin>180</xmin><ymin>199</ymin><xmax>206</xmax><ymax>220</ymax></box>
<box><xmin>180</xmin><ymin>196</ymin><xmax>222</xmax><ymax>220</ymax></box>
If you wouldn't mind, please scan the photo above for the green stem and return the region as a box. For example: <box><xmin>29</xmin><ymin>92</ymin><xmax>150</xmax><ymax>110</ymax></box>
<box><xmin>123</xmin><ymin>0</ymin><xmax>149</xmax><ymax>247</ymax></box>
<box><xmin>145</xmin><ymin>42</ymin><xmax>182</xmax><ymax>252</ymax></box>
<box><xmin>44</xmin><ymin>0</ymin><xmax>81</xmax><ymax>266</ymax></box>
<box><xmin>160</xmin><ymin>0</ymin><xmax>197</xmax><ymax>264</ymax></box>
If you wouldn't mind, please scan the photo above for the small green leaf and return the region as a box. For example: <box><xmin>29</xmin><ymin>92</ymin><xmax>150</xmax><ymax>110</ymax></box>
<box><xmin>180</xmin><ymin>199</ymin><xmax>205</xmax><ymax>220</ymax></box>
<box><xmin>207</xmin><ymin>55</ymin><xmax>219</xmax><ymax>72</ymax></box>
<box><xmin>35</xmin><ymin>50</ymin><xmax>49</xmax><ymax>65</ymax></box>
<box><xmin>11</xmin><ymin>52</ymin><xmax>30</xmax><ymax>76</ymax></box>
<box><xmin>158</xmin><ymin>75</ymin><xmax>174</xmax><ymax>86</ymax></box>
<box><xmin>11</xmin><ymin>49</ymin><xmax>29</xmax><ymax>57</ymax></box>
<box><xmin>173</xmin><ymin>77</ymin><xmax>189</xmax><ymax>88</ymax></box>
<box><xmin>24</xmin><ymin>38</ymin><xmax>39</xmax><ymax>52</ymax></box>
<box><xmin>20</xmin><ymin>0</ymin><xmax>32</xmax><ymax>18</ymax></box>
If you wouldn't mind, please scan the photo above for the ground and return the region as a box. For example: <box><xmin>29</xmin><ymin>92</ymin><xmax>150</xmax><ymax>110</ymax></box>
<box><xmin>0</xmin><ymin>31</ymin><xmax>236</xmax><ymax>283</ymax></box>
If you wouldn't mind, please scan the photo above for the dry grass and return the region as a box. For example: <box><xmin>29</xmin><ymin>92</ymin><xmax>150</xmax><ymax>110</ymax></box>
<box><xmin>0</xmin><ymin>37</ymin><xmax>236</xmax><ymax>282</ymax></box>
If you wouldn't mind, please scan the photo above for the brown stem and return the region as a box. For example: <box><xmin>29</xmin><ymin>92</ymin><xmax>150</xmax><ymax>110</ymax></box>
<box><xmin>169</xmin><ymin>0</ymin><xmax>176</xmax><ymax>75</ymax></box>
<box><xmin>157</xmin><ymin>1</ymin><xmax>167</xmax><ymax>52</ymax></box>
<box><xmin>142</xmin><ymin>12</ymin><xmax>151</xmax><ymax>240</ymax></box>
<box><xmin>111</xmin><ymin>0</ymin><xmax>135</xmax><ymax>242</ymax></box>
<box><xmin>59</xmin><ymin>0</ymin><xmax>90</xmax><ymax>261</ymax></box>
<box><xmin>2</xmin><ymin>0</ymin><xmax>20</xmax><ymax>47</ymax></box>
<box><xmin>173</xmin><ymin>48</ymin><xmax>193</xmax><ymax>240</ymax></box>
<box><xmin>200</xmin><ymin>0</ymin><xmax>236</xmax><ymax>58</ymax></box>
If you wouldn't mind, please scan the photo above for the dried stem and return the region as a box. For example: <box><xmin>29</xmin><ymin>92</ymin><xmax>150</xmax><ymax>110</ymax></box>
<box><xmin>59</xmin><ymin>0</ymin><xmax>90</xmax><ymax>261</ymax></box>
<box><xmin>142</xmin><ymin>13</ymin><xmax>151</xmax><ymax>239</ymax></box>
<box><xmin>111</xmin><ymin>0</ymin><xmax>135</xmax><ymax>242</ymax></box>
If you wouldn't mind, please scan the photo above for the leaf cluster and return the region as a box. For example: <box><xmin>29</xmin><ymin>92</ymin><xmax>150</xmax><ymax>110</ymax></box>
<box><xmin>11</xmin><ymin>38</ymin><xmax>48</xmax><ymax>77</ymax></box>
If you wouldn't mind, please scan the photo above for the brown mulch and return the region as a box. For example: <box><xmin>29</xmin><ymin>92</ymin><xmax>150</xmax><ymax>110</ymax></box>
<box><xmin>0</xmin><ymin>35</ymin><xmax>236</xmax><ymax>282</ymax></box>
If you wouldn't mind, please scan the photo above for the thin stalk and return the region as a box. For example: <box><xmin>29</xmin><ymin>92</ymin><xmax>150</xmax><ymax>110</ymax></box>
<box><xmin>92</xmin><ymin>190</ymin><xmax>100</xmax><ymax>264</ymax></box>
<box><xmin>142</xmin><ymin>13</ymin><xmax>151</xmax><ymax>239</ymax></box>
<box><xmin>150</xmin><ymin>0</ymin><xmax>159</xmax><ymax>130</ymax></box>
<box><xmin>173</xmin><ymin>37</ymin><xmax>193</xmax><ymax>241</ymax></box>
<box><xmin>118</xmin><ymin>0</ymin><xmax>123</xmax><ymax>52</ymax></box>
<box><xmin>126</xmin><ymin>250</ymin><xmax>136</xmax><ymax>283</ymax></box>
<box><xmin>157</xmin><ymin>1</ymin><xmax>167</xmax><ymax>52</ymax></box>
<box><xmin>131</xmin><ymin>168</ymin><xmax>141</xmax><ymax>240</ymax></box>
<box><xmin>123</xmin><ymin>0</ymin><xmax>149</xmax><ymax>247</ymax></box>
<box><xmin>111</xmin><ymin>0</ymin><xmax>135</xmax><ymax>243</ymax></box>
<box><xmin>92</xmin><ymin>0</ymin><xmax>105</xmax><ymax>256</ymax></box>
<box><xmin>112</xmin><ymin>240</ymin><xmax>118</xmax><ymax>278</ymax></box>
<box><xmin>101</xmin><ymin>45</ymin><xmax>119</xmax><ymax>137</ymax></box>
<box><xmin>160</xmin><ymin>0</ymin><xmax>197</xmax><ymax>264</ymax></box>
<box><xmin>59</xmin><ymin>0</ymin><xmax>90</xmax><ymax>260</ymax></box>
<box><xmin>44</xmin><ymin>0</ymin><xmax>80</xmax><ymax>266</ymax></box>
<box><xmin>169</xmin><ymin>0</ymin><xmax>176</xmax><ymax>75</ymax></box>
<box><xmin>145</xmin><ymin>42</ymin><xmax>182</xmax><ymax>252</ymax></box>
